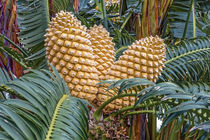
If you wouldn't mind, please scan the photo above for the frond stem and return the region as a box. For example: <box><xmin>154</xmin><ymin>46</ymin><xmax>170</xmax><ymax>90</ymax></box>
<box><xmin>122</xmin><ymin>110</ymin><xmax>154</xmax><ymax>118</ymax></box>
<box><xmin>104</xmin><ymin>101</ymin><xmax>160</xmax><ymax>121</ymax></box>
<box><xmin>192</xmin><ymin>1</ymin><xmax>196</xmax><ymax>38</ymax></box>
<box><xmin>164</xmin><ymin>48</ymin><xmax>210</xmax><ymax>65</ymax></box>
<box><xmin>94</xmin><ymin>93</ymin><xmax>137</xmax><ymax>121</ymax></box>
<box><xmin>182</xmin><ymin>0</ymin><xmax>194</xmax><ymax>39</ymax></box>
<box><xmin>45</xmin><ymin>94</ymin><xmax>68</xmax><ymax>140</ymax></box>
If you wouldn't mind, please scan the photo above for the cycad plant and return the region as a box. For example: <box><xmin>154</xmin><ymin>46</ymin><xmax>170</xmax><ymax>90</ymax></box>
<box><xmin>0</xmin><ymin>65</ymin><xmax>90</xmax><ymax>140</ymax></box>
<box><xmin>0</xmin><ymin>0</ymin><xmax>209</xmax><ymax>139</ymax></box>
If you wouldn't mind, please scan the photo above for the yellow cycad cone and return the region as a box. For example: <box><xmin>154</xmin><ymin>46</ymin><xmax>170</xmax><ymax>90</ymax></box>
<box><xmin>45</xmin><ymin>11</ymin><xmax>99</xmax><ymax>102</ymax></box>
<box><xmin>88</xmin><ymin>24</ymin><xmax>115</xmax><ymax>80</ymax></box>
<box><xmin>98</xmin><ymin>36</ymin><xmax>166</xmax><ymax>110</ymax></box>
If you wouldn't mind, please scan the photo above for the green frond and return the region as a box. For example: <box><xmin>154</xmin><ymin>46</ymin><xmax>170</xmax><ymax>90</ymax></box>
<box><xmin>0</xmin><ymin>37</ymin><xmax>28</xmax><ymax>68</ymax></box>
<box><xmin>0</xmin><ymin>65</ymin><xmax>89</xmax><ymax>140</ymax></box>
<box><xmin>17</xmin><ymin>0</ymin><xmax>50</xmax><ymax>68</ymax></box>
<box><xmin>52</xmin><ymin>0</ymin><xmax>74</xmax><ymax>13</ymax></box>
<box><xmin>190</xmin><ymin>121</ymin><xmax>210</xmax><ymax>132</ymax></box>
<box><xmin>196</xmin><ymin>12</ymin><xmax>210</xmax><ymax>35</ymax></box>
<box><xmin>0</xmin><ymin>34</ymin><xmax>28</xmax><ymax>57</ymax></box>
<box><xmin>99</xmin><ymin>77</ymin><xmax>209</xmax><ymax>137</ymax></box>
<box><xmin>45</xmin><ymin>95</ymin><xmax>89</xmax><ymax>140</ymax></box>
<box><xmin>159</xmin><ymin>37</ymin><xmax>210</xmax><ymax>82</ymax></box>
<box><xmin>94</xmin><ymin>78</ymin><xmax>154</xmax><ymax>120</ymax></box>
<box><xmin>168</xmin><ymin>0</ymin><xmax>208</xmax><ymax>38</ymax></box>
<box><xmin>136</xmin><ymin>81</ymin><xmax>210</xmax><ymax>132</ymax></box>
<box><xmin>104</xmin><ymin>101</ymin><xmax>160</xmax><ymax>121</ymax></box>
<box><xmin>115</xmin><ymin>46</ymin><xmax>128</xmax><ymax>60</ymax></box>
<box><xmin>113</xmin><ymin>30</ymin><xmax>135</xmax><ymax>50</ymax></box>
<box><xmin>0</xmin><ymin>68</ymin><xmax>14</xmax><ymax>84</ymax></box>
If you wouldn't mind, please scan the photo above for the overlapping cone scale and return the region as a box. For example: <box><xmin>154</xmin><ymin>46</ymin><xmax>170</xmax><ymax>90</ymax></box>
<box><xmin>88</xmin><ymin>24</ymin><xmax>115</xmax><ymax>80</ymax></box>
<box><xmin>98</xmin><ymin>36</ymin><xmax>166</xmax><ymax>110</ymax></box>
<box><xmin>45</xmin><ymin>11</ymin><xmax>99</xmax><ymax>102</ymax></box>
<box><xmin>44</xmin><ymin>11</ymin><xmax>166</xmax><ymax>111</ymax></box>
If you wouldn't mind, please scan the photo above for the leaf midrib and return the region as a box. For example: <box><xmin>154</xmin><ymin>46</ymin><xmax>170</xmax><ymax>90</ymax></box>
<box><xmin>45</xmin><ymin>94</ymin><xmax>68</xmax><ymax>140</ymax></box>
<box><xmin>165</xmin><ymin>47</ymin><xmax>210</xmax><ymax>65</ymax></box>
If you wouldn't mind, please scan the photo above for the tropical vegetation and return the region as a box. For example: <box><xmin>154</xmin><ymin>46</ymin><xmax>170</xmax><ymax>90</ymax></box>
<box><xmin>0</xmin><ymin>0</ymin><xmax>209</xmax><ymax>139</ymax></box>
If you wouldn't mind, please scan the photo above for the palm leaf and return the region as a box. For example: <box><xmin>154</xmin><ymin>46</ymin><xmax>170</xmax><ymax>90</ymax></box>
<box><xmin>159</xmin><ymin>37</ymin><xmax>210</xmax><ymax>82</ymax></box>
<box><xmin>0</xmin><ymin>36</ymin><xmax>28</xmax><ymax>68</ymax></box>
<box><xmin>17</xmin><ymin>0</ymin><xmax>50</xmax><ymax>68</ymax></box>
<box><xmin>52</xmin><ymin>0</ymin><xmax>74</xmax><ymax>13</ymax></box>
<box><xmin>94</xmin><ymin>78</ymin><xmax>155</xmax><ymax>120</ymax></box>
<box><xmin>0</xmin><ymin>67</ymin><xmax>16</xmax><ymax>99</ymax></box>
<box><xmin>136</xmin><ymin>81</ymin><xmax>209</xmax><ymax>131</ymax></box>
<box><xmin>100</xmin><ymin>78</ymin><xmax>210</xmax><ymax>136</ymax></box>
<box><xmin>196</xmin><ymin>12</ymin><xmax>210</xmax><ymax>35</ymax></box>
<box><xmin>0</xmin><ymin>65</ymin><xmax>89</xmax><ymax>140</ymax></box>
<box><xmin>168</xmin><ymin>0</ymin><xmax>209</xmax><ymax>38</ymax></box>
<box><xmin>190</xmin><ymin>121</ymin><xmax>210</xmax><ymax>132</ymax></box>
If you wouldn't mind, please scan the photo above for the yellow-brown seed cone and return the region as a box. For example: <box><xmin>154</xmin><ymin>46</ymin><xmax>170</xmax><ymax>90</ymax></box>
<box><xmin>98</xmin><ymin>36</ymin><xmax>166</xmax><ymax>110</ymax></box>
<box><xmin>88</xmin><ymin>24</ymin><xmax>115</xmax><ymax>80</ymax></box>
<box><xmin>44</xmin><ymin>11</ymin><xmax>99</xmax><ymax>102</ymax></box>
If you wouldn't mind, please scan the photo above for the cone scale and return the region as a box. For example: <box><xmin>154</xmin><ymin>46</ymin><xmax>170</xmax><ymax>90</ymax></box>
<box><xmin>45</xmin><ymin>11</ymin><xmax>99</xmax><ymax>102</ymax></box>
<box><xmin>98</xmin><ymin>36</ymin><xmax>166</xmax><ymax>110</ymax></box>
<box><xmin>88</xmin><ymin>24</ymin><xmax>115</xmax><ymax>80</ymax></box>
<box><xmin>45</xmin><ymin>11</ymin><xmax>166</xmax><ymax>110</ymax></box>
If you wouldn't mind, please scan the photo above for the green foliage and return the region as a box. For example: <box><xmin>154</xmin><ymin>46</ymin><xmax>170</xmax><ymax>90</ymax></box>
<box><xmin>0</xmin><ymin>35</ymin><xmax>28</xmax><ymax>68</ymax></box>
<box><xmin>138</xmin><ymin>81</ymin><xmax>210</xmax><ymax>139</ymax></box>
<box><xmin>76</xmin><ymin>0</ymin><xmax>136</xmax><ymax>51</ymax></box>
<box><xmin>196</xmin><ymin>12</ymin><xmax>210</xmax><ymax>35</ymax></box>
<box><xmin>0</xmin><ymin>65</ymin><xmax>89</xmax><ymax>140</ymax></box>
<box><xmin>94</xmin><ymin>78</ymin><xmax>155</xmax><ymax>120</ymax></box>
<box><xmin>159</xmin><ymin>37</ymin><xmax>210</xmax><ymax>82</ymax></box>
<box><xmin>17</xmin><ymin>0</ymin><xmax>50</xmax><ymax>68</ymax></box>
<box><xmin>0</xmin><ymin>69</ymin><xmax>13</xmax><ymax>84</ymax></box>
<box><xmin>0</xmin><ymin>0</ymin><xmax>209</xmax><ymax>139</ymax></box>
<box><xmin>51</xmin><ymin>0</ymin><xmax>74</xmax><ymax>12</ymax></box>
<box><xmin>168</xmin><ymin>0</ymin><xmax>209</xmax><ymax>38</ymax></box>
<box><xmin>98</xmin><ymin>78</ymin><xmax>210</xmax><ymax>139</ymax></box>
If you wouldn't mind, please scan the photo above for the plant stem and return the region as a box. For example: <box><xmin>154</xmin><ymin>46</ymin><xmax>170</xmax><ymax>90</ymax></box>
<box><xmin>93</xmin><ymin>93</ymin><xmax>137</xmax><ymax>121</ymax></box>
<box><xmin>182</xmin><ymin>0</ymin><xmax>194</xmax><ymax>39</ymax></box>
<box><xmin>151</xmin><ymin>110</ymin><xmax>156</xmax><ymax>140</ymax></box>
<box><xmin>45</xmin><ymin>94</ymin><xmax>68</xmax><ymax>140</ymax></box>
<box><xmin>101</xmin><ymin>0</ymin><xmax>108</xmax><ymax>29</ymax></box>
<box><xmin>104</xmin><ymin>101</ymin><xmax>160</xmax><ymax>121</ymax></box>
<box><xmin>119</xmin><ymin>11</ymin><xmax>132</xmax><ymax>33</ymax></box>
<box><xmin>44</xmin><ymin>0</ymin><xmax>50</xmax><ymax>23</ymax></box>
<box><xmin>122</xmin><ymin>110</ymin><xmax>154</xmax><ymax>118</ymax></box>
<box><xmin>115</xmin><ymin>46</ymin><xmax>128</xmax><ymax>54</ymax></box>
<box><xmin>192</xmin><ymin>1</ymin><xmax>196</xmax><ymax>38</ymax></box>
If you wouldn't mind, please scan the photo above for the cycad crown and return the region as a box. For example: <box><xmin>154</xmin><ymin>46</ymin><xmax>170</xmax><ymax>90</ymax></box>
<box><xmin>98</xmin><ymin>36</ymin><xmax>166</xmax><ymax>109</ymax></box>
<box><xmin>45</xmin><ymin>11</ymin><xmax>99</xmax><ymax>102</ymax></box>
<box><xmin>88</xmin><ymin>25</ymin><xmax>115</xmax><ymax>80</ymax></box>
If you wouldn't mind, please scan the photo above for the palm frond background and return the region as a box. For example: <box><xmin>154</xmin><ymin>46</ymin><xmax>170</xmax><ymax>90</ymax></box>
<box><xmin>98</xmin><ymin>78</ymin><xmax>210</xmax><ymax>139</ymax></box>
<box><xmin>159</xmin><ymin>37</ymin><xmax>210</xmax><ymax>82</ymax></box>
<box><xmin>168</xmin><ymin>0</ymin><xmax>209</xmax><ymax>38</ymax></box>
<box><xmin>17</xmin><ymin>0</ymin><xmax>50</xmax><ymax>69</ymax></box>
<box><xmin>0</xmin><ymin>0</ymin><xmax>209</xmax><ymax>139</ymax></box>
<box><xmin>0</xmin><ymin>65</ymin><xmax>90</xmax><ymax>140</ymax></box>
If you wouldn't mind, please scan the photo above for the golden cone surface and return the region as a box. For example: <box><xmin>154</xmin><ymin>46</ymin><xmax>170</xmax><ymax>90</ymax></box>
<box><xmin>98</xmin><ymin>36</ymin><xmax>166</xmax><ymax>110</ymax></box>
<box><xmin>44</xmin><ymin>11</ymin><xmax>166</xmax><ymax>111</ymax></box>
<box><xmin>45</xmin><ymin>11</ymin><xmax>99</xmax><ymax>102</ymax></box>
<box><xmin>88</xmin><ymin>24</ymin><xmax>115</xmax><ymax>80</ymax></box>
